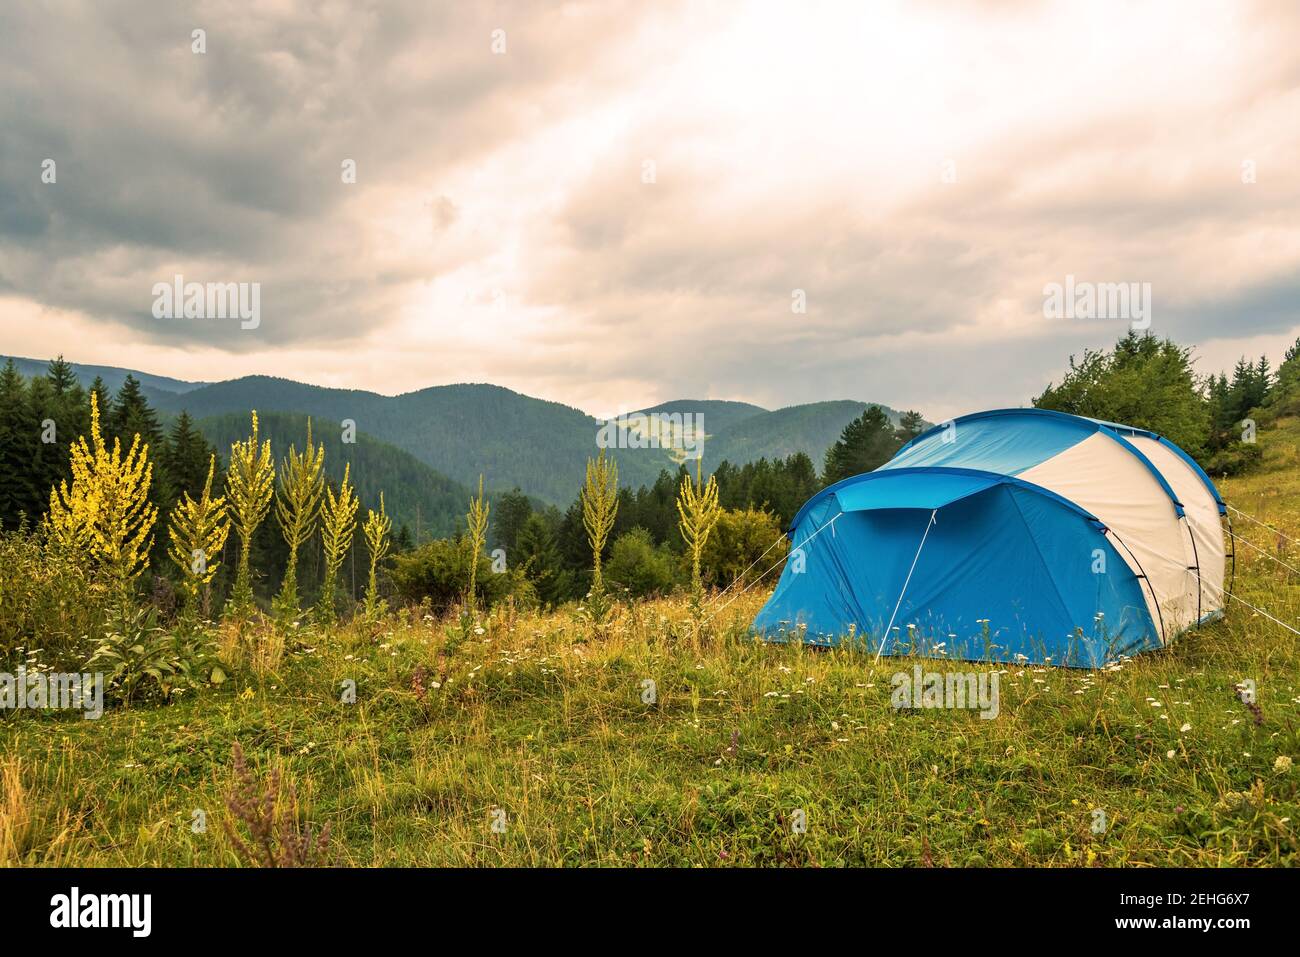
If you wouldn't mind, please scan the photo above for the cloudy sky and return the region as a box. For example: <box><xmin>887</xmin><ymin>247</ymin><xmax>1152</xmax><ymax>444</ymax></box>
<box><xmin>1</xmin><ymin>0</ymin><xmax>1298</xmax><ymax>420</ymax></box>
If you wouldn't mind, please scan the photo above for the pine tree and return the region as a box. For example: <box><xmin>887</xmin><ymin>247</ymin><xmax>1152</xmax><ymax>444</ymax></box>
<box><xmin>895</xmin><ymin>410</ymin><xmax>926</xmax><ymax>443</ymax></box>
<box><xmin>0</xmin><ymin>360</ymin><xmax>38</xmax><ymax>528</ymax></box>
<box><xmin>45</xmin><ymin>355</ymin><xmax>78</xmax><ymax>395</ymax></box>
<box><xmin>492</xmin><ymin>487</ymin><xmax>532</xmax><ymax>554</ymax></box>
<box><xmin>1255</xmin><ymin>355</ymin><xmax>1273</xmax><ymax>407</ymax></box>
<box><xmin>108</xmin><ymin>374</ymin><xmax>163</xmax><ymax>451</ymax></box>
<box><xmin>26</xmin><ymin>376</ymin><xmax>62</xmax><ymax>521</ymax></box>
<box><xmin>1269</xmin><ymin>338</ymin><xmax>1300</xmax><ymax>417</ymax></box>
<box><xmin>822</xmin><ymin>406</ymin><xmax>901</xmax><ymax>484</ymax></box>
<box><xmin>394</xmin><ymin>524</ymin><xmax>414</xmax><ymax>552</ymax></box>
<box><xmin>43</xmin><ymin>356</ymin><xmax>88</xmax><ymax>497</ymax></box>
<box><xmin>162</xmin><ymin>411</ymin><xmax>219</xmax><ymax>501</ymax></box>
<box><xmin>515</xmin><ymin>513</ymin><xmax>565</xmax><ymax>606</ymax></box>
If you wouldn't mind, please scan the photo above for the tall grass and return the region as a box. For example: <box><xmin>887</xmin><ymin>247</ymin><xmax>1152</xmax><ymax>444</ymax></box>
<box><xmin>0</xmin><ymin>420</ymin><xmax>1295</xmax><ymax>866</ymax></box>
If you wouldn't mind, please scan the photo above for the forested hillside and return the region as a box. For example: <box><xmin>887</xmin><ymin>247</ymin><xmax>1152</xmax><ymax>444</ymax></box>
<box><xmin>195</xmin><ymin>411</ymin><xmax>468</xmax><ymax>539</ymax></box>
<box><xmin>707</xmin><ymin>400</ymin><xmax>906</xmax><ymax>465</ymax></box>
<box><xmin>1</xmin><ymin>359</ymin><xmax>909</xmax><ymax>504</ymax></box>
<box><xmin>0</xmin><ymin>354</ymin><xmax>206</xmax><ymax>397</ymax></box>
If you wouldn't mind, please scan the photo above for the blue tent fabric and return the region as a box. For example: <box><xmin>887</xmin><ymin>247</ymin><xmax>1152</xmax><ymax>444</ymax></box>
<box><xmin>886</xmin><ymin>411</ymin><xmax>1092</xmax><ymax>476</ymax></box>
<box><xmin>884</xmin><ymin>409</ymin><xmax>1211</xmax><ymax>517</ymax></box>
<box><xmin>830</xmin><ymin>469</ymin><xmax>1001</xmax><ymax>512</ymax></box>
<box><xmin>752</xmin><ymin>409</ymin><xmax>1224</xmax><ymax>668</ymax></box>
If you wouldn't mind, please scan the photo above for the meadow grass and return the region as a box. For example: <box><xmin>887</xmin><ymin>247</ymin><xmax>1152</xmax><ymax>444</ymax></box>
<box><xmin>1</xmin><ymin>428</ymin><xmax>1297</xmax><ymax>867</ymax></box>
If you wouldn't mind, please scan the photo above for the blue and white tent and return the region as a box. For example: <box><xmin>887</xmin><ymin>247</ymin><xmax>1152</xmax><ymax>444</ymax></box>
<box><xmin>752</xmin><ymin>409</ymin><xmax>1227</xmax><ymax>667</ymax></box>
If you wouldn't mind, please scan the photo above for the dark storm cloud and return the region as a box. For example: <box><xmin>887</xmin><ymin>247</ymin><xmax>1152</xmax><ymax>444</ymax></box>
<box><xmin>0</xmin><ymin>0</ymin><xmax>1297</xmax><ymax>419</ymax></box>
<box><xmin>0</xmin><ymin>0</ymin><xmax>665</xmax><ymax>347</ymax></box>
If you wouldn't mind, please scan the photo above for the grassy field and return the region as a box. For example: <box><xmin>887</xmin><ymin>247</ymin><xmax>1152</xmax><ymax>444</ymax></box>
<box><xmin>2</xmin><ymin>428</ymin><xmax>1298</xmax><ymax>867</ymax></box>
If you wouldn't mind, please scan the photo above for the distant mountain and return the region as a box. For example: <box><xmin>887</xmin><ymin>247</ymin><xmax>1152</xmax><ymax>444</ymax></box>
<box><xmin>9</xmin><ymin>357</ymin><xmax>919</xmax><ymax>505</ymax></box>
<box><xmin>158</xmin><ymin>377</ymin><xmax>608</xmax><ymax>504</ymax></box>
<box><xmin>195</xmin><ymin>410</ymin><xmax>469</xmax><ymax>539</ymax></box>
<box><xmin>1</xmin><ymin>355</ymin><xmax>207</xmax><ymax>397</ymax></box>
<box><xmin>631</xmin><ymin>399</ymin><xmax>769</xmax><ymax>434</ymax></box>
<box><xmin>707</xmin><ymin>400</ymin><xmax>901</xmax><ymax>468</ymax></box>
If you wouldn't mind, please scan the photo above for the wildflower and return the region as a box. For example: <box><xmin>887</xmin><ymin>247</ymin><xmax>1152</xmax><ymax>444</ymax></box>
<box><xmin>1275</xmin><ymin>755</ymin><xmax>1293</xmax><ymax>774</ymax></box>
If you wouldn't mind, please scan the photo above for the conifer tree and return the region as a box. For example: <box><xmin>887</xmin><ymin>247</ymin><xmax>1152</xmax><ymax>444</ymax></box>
<box><xmin>515</xmin><ymin>513</ymin><xmax>565</xmax><ymax>606</ymax></box>
<box><xmin>108</xmin><ymin>374</ymin><xmax>163</xmax><ymax>452</ymax></box>
<box><xmin>163</xmin><ymin>411</ymin><xmax>219</xmax><ymax>501</ymax></box>
<box><xmin>493</xmin><ymin>487</ymin><xmax>532</xmax><ymax>553</ymax></box>
<box><xmin>27</xmin><ymin>376</ymin><xmax>61</xmax><ymax>522</ymax></box>
<box><xmin>394</xmin><ymin>524</ymin><xmax>414</xmax><ymax>552</ymax></box>
<box><xmin>45</xmin><ymin>355</ymin><xmax>78</xmax><ymax>395</ymax></box>
<box><xmin>822</xmin><ymin>406</ymin><xmax>900</xmax><ymax>484</ymax></box>
<box><xmin>0</xmin><ymin>360</ymin><xmax>38</xmax><ymax>528</ymax></box>
<box><xmin>42</xmin><ymin>356</ymin><xmax>88</xmax><ymax>497</ymax></box>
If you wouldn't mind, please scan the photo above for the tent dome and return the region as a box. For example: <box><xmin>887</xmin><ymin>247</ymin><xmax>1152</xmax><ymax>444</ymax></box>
<box><xmin>751</xmin><ymin>408</ymin><xmax>1226</xmax><ymax>667</ymax></box>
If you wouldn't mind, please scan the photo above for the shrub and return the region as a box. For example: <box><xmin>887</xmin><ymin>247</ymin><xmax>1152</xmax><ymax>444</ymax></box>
<box><xmin>699</xmin><ymin>507</ymin><xmax>787</xmax><ymax>589</ymax></box>
<box><xmin>390</xmin><ymin>536</ymin><xmax>522</xmax><ymax>614</ymax></box>
<box><xmin>513</xmin><ymin>513</ymin><xmax>572</xmax><ymax>607</ymax></box>
<box><xmin>606</xmin><ymin>527</ymin><xmax>678</xmax><ymax>597</ymax></box>
<box><xmin>1203</xmin><ymin>440</ymin><xmax>1264</xmax><ymax>477</ymax></box>
<box><xmin>85</xmin><ymin>607</ymin><xmax>221</xmax><ymax>705</ymax></box>
<box><xmin>0</xmin><ymin>529</ymin><xmax>109</xmax><ymax>671</ymax></box>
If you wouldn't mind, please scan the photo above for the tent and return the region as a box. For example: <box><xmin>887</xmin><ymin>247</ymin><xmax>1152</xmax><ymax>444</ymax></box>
<box><xmin>751</xmin><ymin>409</ymin><xmax>1228</xmax><ymax>667</ymax></box>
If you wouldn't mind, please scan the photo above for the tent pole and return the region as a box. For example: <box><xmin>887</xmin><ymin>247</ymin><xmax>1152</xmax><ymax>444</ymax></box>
<box><xmin>874</xmin><ymin>509</ymin><xmax>938</xmax><ymax>665</ymax></box>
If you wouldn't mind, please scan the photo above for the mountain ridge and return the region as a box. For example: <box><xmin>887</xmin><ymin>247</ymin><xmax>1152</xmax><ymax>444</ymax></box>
<box><xmin>4</xmin><ymin>355</ymin><xmax>919</xmax><ymax>505</ymax></box>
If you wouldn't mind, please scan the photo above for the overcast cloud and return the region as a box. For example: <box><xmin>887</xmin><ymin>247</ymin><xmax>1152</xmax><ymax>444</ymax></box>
<box><xmin>1</xmin><ymin>0</ymin><xmax>1298</xmax><ymax>419</ymax></box>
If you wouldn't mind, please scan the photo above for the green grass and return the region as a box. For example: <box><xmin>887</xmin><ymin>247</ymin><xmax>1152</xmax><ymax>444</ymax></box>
<box><xmin>2</xmin><ymin>428</ymin><xmax>1298</xmax><ymax>867</ymax></box>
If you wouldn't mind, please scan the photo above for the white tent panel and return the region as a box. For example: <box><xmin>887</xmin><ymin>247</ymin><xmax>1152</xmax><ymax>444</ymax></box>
<box><xmin>1126</xmin><ymin>435</ymin><xmax>1226</xmax><ymax>622</ymax></box>
<box><xmin>1018</xmin><ymin>431</ymin><xmax>1198</xmax><ymax>641</ymax></box>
